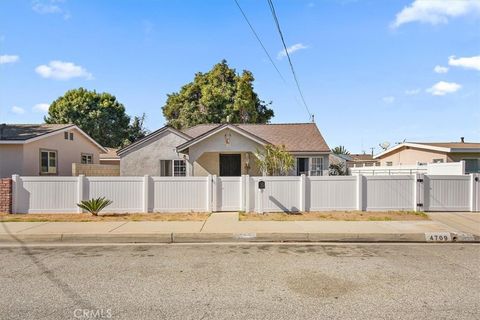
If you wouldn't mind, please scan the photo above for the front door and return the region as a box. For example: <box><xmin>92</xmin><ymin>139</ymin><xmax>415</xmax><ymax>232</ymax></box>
<box><xmin>220</xmin><ymin>154</ymin><xmax>241</xmax><ymax>176</ymax></box>
<box><xmin>296</xmin><ymin>157</ymin><xmax>309</xmax><ymax>176</ymax></box>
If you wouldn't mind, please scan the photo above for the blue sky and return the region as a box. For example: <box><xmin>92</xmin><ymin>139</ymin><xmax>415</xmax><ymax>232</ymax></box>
<box><xmin>1</xmin><ymin>0</ymin><xmax>479</xmax><ymax>153</ymax></box>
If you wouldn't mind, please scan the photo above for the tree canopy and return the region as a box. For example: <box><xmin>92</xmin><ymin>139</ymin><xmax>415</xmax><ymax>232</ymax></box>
<box><xmin>45</xmin><ymin>88</ymin><xmax>148</xmax><ymax>148</ymax></box>
<box><xmin>162</xmin><ymin>60</ymin><xmax>274</xmax><ymax>129</ymax></box>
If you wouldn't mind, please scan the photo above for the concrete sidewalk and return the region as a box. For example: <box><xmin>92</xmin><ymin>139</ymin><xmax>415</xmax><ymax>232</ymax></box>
<box><xmin>0</xmin><ymin>212</ymin><xmax>478</xmax><ymax>243</ymax></box>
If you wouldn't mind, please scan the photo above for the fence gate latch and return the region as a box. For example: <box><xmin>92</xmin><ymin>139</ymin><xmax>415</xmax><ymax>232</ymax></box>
<box><xmin>417</xmin><ymin>203</ymin><xmax>424</xmax><ymax>207</ymax></box>
<box><xmin>475</xmin><ymin>177</ymin><xmax>479</xmax><ymax>182</ymax></box>
<box><xmin>416</xmin><ymin>178</ymin><xmax>424</xmax><ymax>183</ymax></box>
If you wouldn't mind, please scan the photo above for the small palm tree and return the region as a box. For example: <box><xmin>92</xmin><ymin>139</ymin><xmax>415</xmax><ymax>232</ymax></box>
<box><xmin>332</xmin><ymin>145</ymin><xmax>350</xmax><ymax>155</ymax></box>
<box><xmin>255</xmin><ymin>144</ymin><xmax>294</xmax><ymax>176</ymax></box>
<box><xmin>77</xmin><ymin>197</ymin><xmax>113</xmax><ymax>216</ymax></box>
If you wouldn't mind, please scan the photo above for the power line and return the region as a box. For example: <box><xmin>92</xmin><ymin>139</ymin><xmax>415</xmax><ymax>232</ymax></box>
<box><xmin>266</xmin><ymin>0</ymin><xmax>312</xmax><ymax>119</ymax></box>
<box><xmin>232</xmin><ymin>0</ymin><xmax>306</xmax><ymax>118</ymax></box>
<box><xmin>233</xmin><ymin>0</ymin><xmax>287</xmax><ymax>84</ymax></box>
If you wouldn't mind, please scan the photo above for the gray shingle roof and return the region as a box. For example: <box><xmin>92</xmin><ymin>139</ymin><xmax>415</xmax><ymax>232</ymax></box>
<box><xmin>0</xmin><ymin>124</ymin><xmax>74</xmax><ymax>141</ymax></box>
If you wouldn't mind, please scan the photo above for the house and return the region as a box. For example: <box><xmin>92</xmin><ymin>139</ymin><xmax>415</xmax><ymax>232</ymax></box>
<box><xmin>346</xmin><ymin>153</ymin><xmax>380</xmax><ymax>168</ymax></box>
<box><xmin>0</xmin><ymin>124</ymin><xmax>107</xmax><ymax>178</ymax></box>
<box><xmin>99</xmin><ymin>148</ymin><xmax>120</xmax><ymax>165</ymax></box>
<box><xmin>118</xmin><ymin>123</ymin><xmax>330</xmax><ymax>177</ymax></box>
<box><xmin>374</xmin><ymin>138</ymin><xmax>480</xmax><ymax>173</ymax></box>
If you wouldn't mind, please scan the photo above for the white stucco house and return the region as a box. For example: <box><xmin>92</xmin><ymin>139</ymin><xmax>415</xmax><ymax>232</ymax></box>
<box><xmin>118</xmin><ymin>123</ymin><xmax>331</xmax><ymax>177</ymax></box>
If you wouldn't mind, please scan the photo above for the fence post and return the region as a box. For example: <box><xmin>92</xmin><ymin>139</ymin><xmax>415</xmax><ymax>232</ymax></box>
<box><xmin>299</xmin><ymin>174</ymin><xmax>306</xmax><ymax>212</ymax></box>
<box><xmin>212</xmin><ymin>175</ymin><xmax>217</xmax><ymax>212</ymax></box>
<box><xmin>470</xmin><ymin>173</ymin><xmax>475</xmax><ymax>212</ymax></box>
<box><xmin>206</xmin><ymin>175</ymin><xmax>212</xmax><ymax>213</ymax></box>
<box><xmin>11</xmin><ymin>174</ymin><xmax>19</xmax><ymax>214</ymax></box>
<box><xmin>356</xmin><ymin>174</ymin><xmax>363</xmax><ymax>211</ymax></box>
<box><xmin>77</xmin><ymin>175</ymin><xmax>85</xmax><ymax>213</ymax></box>
<box><xmin>245</xmin><ymin>175</ymin><xmax>250</xmax><ymax>213</ymax></box>
<box><xmin>143</xmin><ymin>175</ymin><xmax>149</xmax><ymax>213</ymax></box>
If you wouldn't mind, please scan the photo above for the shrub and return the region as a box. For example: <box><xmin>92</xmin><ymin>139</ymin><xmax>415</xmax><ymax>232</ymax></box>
<box><xmin>77</xmin><ymin>197</ymin><xmax>113</xmax><ymax>216</ymax></box>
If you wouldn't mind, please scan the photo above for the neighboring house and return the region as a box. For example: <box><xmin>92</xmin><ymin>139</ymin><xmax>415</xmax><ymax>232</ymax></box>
<box><xmin>118</xmin><ymin>123</ymin><xmax>330</xmax><ymax>177</ymax></box>
<box><xmin>99</xmin><ymin>148</ymin><xmax>120</xmax><ymax>165</ymax></box>
<box><xmin>346</xmin><ymin>153</ymin><xmax>380</xmax><ymax>168</ymax></box>
<box><xmin>329</xmin><ymin>153</ymin><xmax>351</xmax><ymax>168</ymax></box>
<box><xmin>374</xmin><ymin>139</ymin><xmax>480</xmax><ymax>173</ymax></box>
<box><xmin>0</xmin><ymin>124</ymin><xmax>107</xmax><ymax>178</ymax></box>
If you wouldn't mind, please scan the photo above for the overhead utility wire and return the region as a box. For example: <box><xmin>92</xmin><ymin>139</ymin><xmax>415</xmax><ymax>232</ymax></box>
<box><xmin>233</xmin><ymin>0</ymin><xmax>306</xmax><ymax>117</ymax></box>
<box><xmin>233</xmin><ymin>0</ymin><xmax>287</xmax><ymax>84</ymax></box>
<box><xmin>266</xmin><ymin>0</ymin><xmax>312</xmax><ymax>119</ymax></box>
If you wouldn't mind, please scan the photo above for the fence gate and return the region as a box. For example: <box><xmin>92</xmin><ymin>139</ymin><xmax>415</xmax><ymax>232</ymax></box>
<box><xmin>215</xmin><ymin>177</ymin><xmax>242</xmax><ymax>211</ymax></box>
<box><xmin>423</xmin><ymin>175</ymin><xmax>471</xmax><ymax>211</ymax></box>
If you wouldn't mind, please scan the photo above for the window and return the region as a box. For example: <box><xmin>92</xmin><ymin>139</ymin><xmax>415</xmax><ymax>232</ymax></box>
<box><xmin>81</xmin><ymin>153</ymin><xmax>93</xmax><ymax>164</ymax></box>
<box><xmin>160</xmin><ymin>160</ymin><xmax>186</xmax><ymax>176</ymax></box>
<box><xmin>433</xmin><ymin>159</ymin><xmax>444</xmax><ymax>163</ymax></box>
<box><xmin>69</xmin><ymin>132</ymin><xmax>74</xmax><ymax>140</ymax></box>
<box><xmin>173</xmin><ymin>160</ymin><xmax>186</xmax><ymax>177</ymax></box>
<box><xmin>40</xmin><ymin>150</ymin><xmax>57</xmax><ymax>174</ymax></box>
<box><xmin>160</xmin><ymin>160</ymin><xmax>172</xmax><ymax>176</ymax></box>
<box><xmin>386</xmin><ymin>162</ymin><xmax>393</xmax><ymax>166</ymax></box>
<box><xmin>64</xmin><ymin>132</ymin><xmax>69</xmax><ymax>140</ymax></box>
<box><xmin>464</xmin><ymin>159</ymin><xmax>479</xmax><ymax>174</ymax></box>
<box><xmin>310</xmin><ymin>157</ymin><xmax>323</xmax><ymax>176</ymax></box>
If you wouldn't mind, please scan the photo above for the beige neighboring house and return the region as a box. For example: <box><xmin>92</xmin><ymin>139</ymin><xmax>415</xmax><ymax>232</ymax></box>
<box><xmin>99</xmin><ymin>148</ymin><xmax>120</xmax><ymax>165</ymax></box>
<box><xmin>374</xmin><ymin>139</ymin><xmax>480</xmax><ymax>173</ymax></box>
<box><xmin>118</xmin><ymin>123</ymin><xmax>330</xmax><ymax>177</ymax></box>
<box><xmin>0</xmin><ymin>124</ymin><xmax>107</xmax><ymax>178</ymax></box>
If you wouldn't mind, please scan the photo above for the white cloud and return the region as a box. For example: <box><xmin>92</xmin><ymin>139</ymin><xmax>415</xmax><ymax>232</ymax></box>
<box><xmin>35</xmin><ymin>60</ymin><xmax>93</xmax><ymax>80</ymax></box>
<box><xmin>405</xmin><ymin>88</ymin><xmax>421</xmax><ymax>95</ymax></box>
<box><xmin>448</xmin><ymin>55</ymin><xmax>480</xmax><ymax>71</ymax></box>
<box><xmin>382</xmin><ymin>96</ymin><xmax>395</xmax><ymax>104</ymax></box>
<box><xmin>33</xmin><ymin>103</ymin><xmax>50</xmax><ymax>113</ymax></box>
<box><xmin>277</xmin><ymin>43</ymin><xmax>309</xmax><ymax>60</ymax></box>
<box><xmin>433</xmin><ymin>65</ymin><xmax>449</xmax><ymax>73</ymax></box>
<box><xmin>0</xmin><ymin>55</ymin><xmax>19</xmax><ymax>64</ymax></box>
<box><xmin>426</xmin><ymin>81</ymin><xmax>461</xmax><ymax>96</ymax></box>
<box><xmin>32</xmin><ymin>0</ymin><xmax>71</xmax><ymax>20</ymax></box>
<box><xmin>11</xmin><ymin>106</ymin><xmax>25</xmax><ymax>115</ymax></box>
<box><xmin>391</xmin><ymin>0</ymin><xmax>480</xmax><ymax>28</ymax></box>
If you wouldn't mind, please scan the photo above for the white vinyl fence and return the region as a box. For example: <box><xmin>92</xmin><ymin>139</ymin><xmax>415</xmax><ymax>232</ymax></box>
<box><xmin>350</xmin><ymin>161</ymin><xmax>465</xmax><ymax>176</ymax></box>
<box><xmin>11</xmin><ymin>173</ymin><xmax>480</xmax><ymax>214</ymax></box>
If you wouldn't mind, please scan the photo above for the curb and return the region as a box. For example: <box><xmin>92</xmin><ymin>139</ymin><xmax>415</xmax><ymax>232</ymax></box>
<box><xmin>0</xmin><ymin>232</ymin><xmax>478</xmax><ymax>244</ymax></box>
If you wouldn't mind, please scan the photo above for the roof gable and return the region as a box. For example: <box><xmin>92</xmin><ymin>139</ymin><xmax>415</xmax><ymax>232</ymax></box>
<box><xmin>181</xmin><ymin>123</ymin><xmax>330</xmax><ymax>152</ymax></box>
<box><xmin>117</xmin><ymin>126</ymin><xmax>191</xmax><ymax>156</ymax></box>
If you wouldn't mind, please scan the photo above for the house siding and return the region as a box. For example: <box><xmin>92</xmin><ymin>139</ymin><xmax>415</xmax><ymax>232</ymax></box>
<box><xmin>120</xmin><ymin>130</ymin><xmax>188</xmax><ymax>176</ymax></box>
<box><xmin>0</xmin><ymin>144</ymin><xmax>24</xmax><ymax>178</ymax></box>
<box><xmin>21</xmin><ymin>127</ymin><xmax>101</xmax><ymax>176</ymax></box>
<box><xmin>378</xmin><ymin>147</ymin><xmax>448</xmax><ymax>166</ymax></box>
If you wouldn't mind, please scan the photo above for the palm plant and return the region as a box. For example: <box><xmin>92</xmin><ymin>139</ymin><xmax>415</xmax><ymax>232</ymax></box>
<box><xmin>255</xmin><ymin>144</ymin><xmax>294</xmax><ymax>176</ymax></box>
<box><xmin>77</xmin><ymin>197</ymin><xmax>113</xmax><ymax>216</ymax></box>
<box><xmin>332</xmin><ymin>145</ymin><xmax>350</xmax><ymax>155</ymax></box>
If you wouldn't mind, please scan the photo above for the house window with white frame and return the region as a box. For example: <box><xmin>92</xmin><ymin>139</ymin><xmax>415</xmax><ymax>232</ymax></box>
<box><xmin>40</xmin><ymin>150</ymin><xmax>57</xmax><ymax>175</ymax></box>
<box><xmin>81</xmin><ymin>153</ymin><xmax>93</xmax><ymax>164</ymax></box>
<box><xmin>310</xmin><ymin>157</ymin><xmax>323</xmax><ymax>176</ymax></box>
<box><xmin>173</xmin><ymin>160</ymin><xmax>186</xmax><ymax>176</ymax></box>
<box><xmin>159</xmin><ymin>160</ymin><xmax>187</xmax><ymax>176</ymax></box>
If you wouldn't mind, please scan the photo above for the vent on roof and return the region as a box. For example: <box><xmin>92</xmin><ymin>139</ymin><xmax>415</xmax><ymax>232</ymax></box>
<box><xmin>460</xmin><ymin>137</ymin><xmax>465</xmax><ymax>143</ymax></box>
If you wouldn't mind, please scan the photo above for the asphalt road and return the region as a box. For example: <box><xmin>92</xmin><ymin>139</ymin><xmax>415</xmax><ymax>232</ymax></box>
<box><xmin>0</xmin><ymin>243</ymin><xmax>479</xmax><ymax>320</ymax></box>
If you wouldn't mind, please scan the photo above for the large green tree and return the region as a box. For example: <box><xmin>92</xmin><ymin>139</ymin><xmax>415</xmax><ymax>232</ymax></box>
<box><xmin>162</xmin><ymin>60</ymin><xmax>274</xmax><ymax>129</ymax></box>
<box><xmin>45</xmin><ymin>88</ymin><xmax>147</xmax><ymax>148</ymax></box>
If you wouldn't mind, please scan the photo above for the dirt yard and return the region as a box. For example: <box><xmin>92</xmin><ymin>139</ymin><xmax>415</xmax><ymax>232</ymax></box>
<box><xmin>239</xmin><ymin>211</ymin><xmax>429</xmax><ymax>221</ymax></box>
<box><xmin>0</xmin><ymin>212</ymin><xmax>210</xmax><ymax>222</ymax></box>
